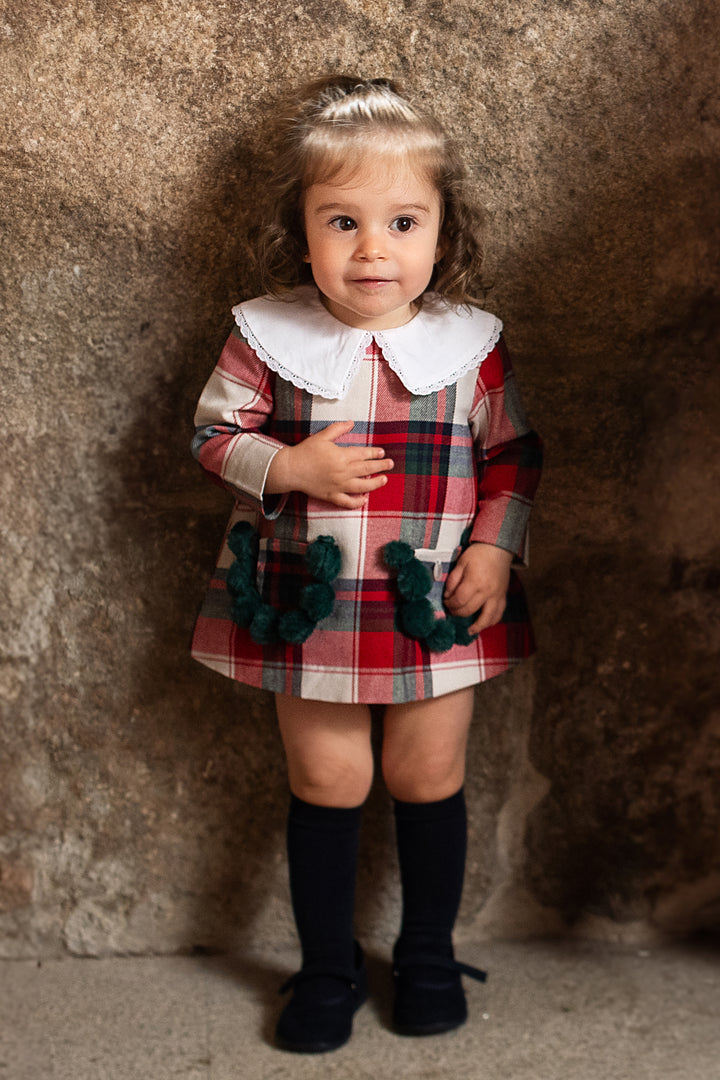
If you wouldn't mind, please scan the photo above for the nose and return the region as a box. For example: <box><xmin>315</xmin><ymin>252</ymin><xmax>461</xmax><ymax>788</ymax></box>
<box><xmin>354</xmin><ymin>226</ymin><xmax>386</xmax><ymax>261</ymax></box>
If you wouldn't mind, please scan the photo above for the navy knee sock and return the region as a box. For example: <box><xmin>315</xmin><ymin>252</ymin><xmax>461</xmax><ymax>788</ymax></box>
<box><xmin>393</xmin><ymin>788</ymin><xmax>467</xmax><ymax>959</ymax></box>
<box><xmin>286</xmin><ymin>794</ymin><xmax>362</xmax><ymax>972</ymax></box>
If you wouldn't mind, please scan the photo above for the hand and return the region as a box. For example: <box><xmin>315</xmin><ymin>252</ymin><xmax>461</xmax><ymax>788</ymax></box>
<box><xmin>266</xmin><ymin>420</ymin><xmax>394</xmax><ymax>509</ymax></box>
<box><xmin>443</xmin><ymin>543</ymin><xmax>513</xmax><ymax>635</ymax></box>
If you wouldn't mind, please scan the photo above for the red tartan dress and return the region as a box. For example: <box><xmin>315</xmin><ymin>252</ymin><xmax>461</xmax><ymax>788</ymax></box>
<box><xmin>191</xmin><ymin>286</ymin><xmax>542</xmax><ymax>704</ymax></box>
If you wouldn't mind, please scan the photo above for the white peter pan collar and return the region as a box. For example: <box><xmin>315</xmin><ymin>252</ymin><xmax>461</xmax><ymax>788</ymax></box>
<box><xmin>232</xmin><ymin>285</ymin><xmax>502</xmax><ymax>400</ymax></box>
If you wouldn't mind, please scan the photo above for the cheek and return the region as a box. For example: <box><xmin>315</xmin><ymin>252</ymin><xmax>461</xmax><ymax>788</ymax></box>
<box><xmin>303</xmin><ymin>229</ymin><xmax>325</xmax><ymax>266</ymax></box>
<box><xmin>308</xmin><ymin>238</ymin><xmax>344</xmax><ymax>272</ymax></box>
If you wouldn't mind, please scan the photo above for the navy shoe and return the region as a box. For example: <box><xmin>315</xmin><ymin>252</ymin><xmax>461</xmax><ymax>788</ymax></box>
<box><xmin>275</xmin><ymin>943</ymin><xmax>367</xmax><ymax>1053</ymax></box>
<box><xmin>392</xmin><ymin>949</ymin><xmax>487</xmax><ymax>1037</ymax></box>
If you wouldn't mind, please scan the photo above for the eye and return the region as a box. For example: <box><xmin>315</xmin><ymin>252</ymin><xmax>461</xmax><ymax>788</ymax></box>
<box><xmin>330</xmin><ymin>216</ymin><xmax>356</xmax><ymax>231</ymax></box>
<box><xmin>392</xmin><ymin>216</ymin><xmax>416</xmax><ymax>233</ymax></box>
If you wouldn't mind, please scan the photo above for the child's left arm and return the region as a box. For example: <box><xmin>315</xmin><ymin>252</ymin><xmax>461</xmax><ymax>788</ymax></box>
<box><xmin>444</xmin><ymin>338</ymin><xmax>543</xmax><ymax>633</ymax></box>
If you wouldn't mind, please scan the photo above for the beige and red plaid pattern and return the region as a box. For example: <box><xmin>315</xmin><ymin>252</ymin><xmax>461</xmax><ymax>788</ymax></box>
<box><xmin>191</xmin><ymin>329</ymin><xmax>542</xmax><ymax>703</ymax></box>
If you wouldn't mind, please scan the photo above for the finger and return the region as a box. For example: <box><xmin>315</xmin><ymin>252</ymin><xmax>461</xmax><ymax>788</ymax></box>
<box><xmin>447</xmin><ymin>592</ymin><xmax>486</xmax><ymax>617</ymax></box>
<box><xmin>329</xmin><ymin>491</ymin><xmax>370</xmax><ymax>509</ymax></box>
<box><xmin>352</xmin><ymin>456</ymin><xmax>394</xmax><ymax>478</ymax></box>
<box><xmin>365</xmin><ymin>472</ymin><xmax>390</xmax><ymax>490</ymax></box>
<box><xmin>346</xmin><ymin>472</ymin><xmax>390</xmax><ymax>494</ymax></box>
<box><xmin>325</xmin><ymin>469</ymin><xmax>391</xmax><ymax>505</ymax></box>
<box><xmin>346</xmin><ymin>444</ymin><xmax>390</xmax><ymax>462</ymax></box>
<box><xmin>444</xmin><ymin>574</ymin><xmax>485</xmax><ymax>613</ymax></box>
<box><xmin>468</xmin><ymin>597</ymin><xmax>506</xmax><ymax>634</ymax></box>
<box><xmin>320</xmin><ymin>420</ymin><xmax>356</xmax><ymax>442</ymax></box>
<box><xmin>444</xmin><ymin>564</ymin><xmax>463</xmax><ymax>600</ymax></box>
<box><xmin>468</xmin><ymin>610</ymin><xmax>489</xmax><ymax>635</ymax></box>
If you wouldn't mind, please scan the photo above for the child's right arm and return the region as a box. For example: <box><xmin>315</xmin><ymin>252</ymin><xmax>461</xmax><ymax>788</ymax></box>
<box><xmin>193</xmin><ymin>329</ymin><xmax>393</xmax><ymax>512</ymax></box>
<box><xmin>266</xmin><ymin>419</ymin><xmax>393</xmax><ymax>509</ymax></box>
<box><xmin>192</xmin><ymin>330</ymin><xmax>283</xmax><ymax>513</ymax></box>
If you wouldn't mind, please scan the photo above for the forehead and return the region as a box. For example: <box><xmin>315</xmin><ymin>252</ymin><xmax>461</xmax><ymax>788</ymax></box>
<box><xmin>304</xmin><ymin>152</ymin><xmax>440</xmax><ymax>206</ymax></box>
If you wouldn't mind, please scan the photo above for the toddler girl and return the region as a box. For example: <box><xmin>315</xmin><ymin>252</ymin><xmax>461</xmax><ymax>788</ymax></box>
<box><xmin>191</xmin><ymin>75</ymin><xmax>542</xmax><ymax>1053</ymax></box>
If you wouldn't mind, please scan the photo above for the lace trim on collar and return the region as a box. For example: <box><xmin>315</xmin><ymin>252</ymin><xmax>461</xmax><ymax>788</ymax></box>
<box><xmin>233</xmin><ymin>287</ymin><xmax>503</xmax><ymax>400</ymax></box>
<box><xmin>235</xmin><ymin>307</ymin><xmax>372</xmax><ymax>400</ymax></box>
<box><xmin>377</xmin><ymin>321</ymin><xmax>502</xmax><ymax>396</ymax></box>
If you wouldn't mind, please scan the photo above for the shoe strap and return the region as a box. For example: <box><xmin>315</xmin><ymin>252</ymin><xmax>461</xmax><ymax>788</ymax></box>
<box><xmin>280</xmin><ymin>962</ymin><xmax>364</xmax><ymax>995</ymax></box>
<box><xmin>393</xmin><ymin>952</ymin><xmax>487</xmax><ymax>983</ymax></box>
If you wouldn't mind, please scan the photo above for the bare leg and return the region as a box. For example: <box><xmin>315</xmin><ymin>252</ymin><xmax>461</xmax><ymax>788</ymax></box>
<box><xmin>381</xmin><ymin>686</ymin><xmax>474</xmax><ymax>803</ymax></box>
<box><xmin>276</xmin><ymin>693</ymin><xmax>373</xmax><ymax>807</ymax></box>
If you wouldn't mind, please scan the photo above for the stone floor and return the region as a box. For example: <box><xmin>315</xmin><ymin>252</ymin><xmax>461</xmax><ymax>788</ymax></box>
<box><xmin>1</xmin><ymin>939</ymin><xmax>718</xmax><ymax>1079</ymax></box>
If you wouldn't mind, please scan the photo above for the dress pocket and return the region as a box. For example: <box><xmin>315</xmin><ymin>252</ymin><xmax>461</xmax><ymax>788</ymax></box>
<box><xmin>256</xmin><ymin>538</ymin><xmax>310</xmax><ymax>611</ymax></box>
<box><xmin>225</xmin><ymin>522</ymin><xmax>342</xmax><ymax>646</ymax></box>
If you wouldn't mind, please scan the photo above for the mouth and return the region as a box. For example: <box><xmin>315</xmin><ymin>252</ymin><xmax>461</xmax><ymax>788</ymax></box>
<box><xmin>352</xmin><ymin>277</ymin><xmax>393</xmax><ymax>287</ymax></box>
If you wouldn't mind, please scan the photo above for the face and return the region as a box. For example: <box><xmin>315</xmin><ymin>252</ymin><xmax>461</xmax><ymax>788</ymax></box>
<box><xmin>302</xmin><ymin>157</ymin><xmax>445</xmax><ymax>330</ymax></box>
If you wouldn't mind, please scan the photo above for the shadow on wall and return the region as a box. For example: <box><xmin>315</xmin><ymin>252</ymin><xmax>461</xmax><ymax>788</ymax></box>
<box><xmin>523</xmin><ymin>313</ymin><xmax>720</xmax><ymax>936</ymax></box>
<box><xmin>498</xmin><ymin>27</ymin><xmax>720</xmax><ymax>934</ymax></box>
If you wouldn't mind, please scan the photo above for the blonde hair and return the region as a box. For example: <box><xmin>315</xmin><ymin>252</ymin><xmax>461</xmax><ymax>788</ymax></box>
<box><xmin>258</xmin><ymin>76</ymin><xmax>485</xmax><ymax>305</ymax></box>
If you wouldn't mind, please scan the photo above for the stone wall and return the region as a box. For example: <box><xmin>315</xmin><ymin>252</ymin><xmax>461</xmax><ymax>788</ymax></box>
<box><xmin>2</xmin><ymin>0</ymin><xmax>719</xmax><ymax>957</ymax></box>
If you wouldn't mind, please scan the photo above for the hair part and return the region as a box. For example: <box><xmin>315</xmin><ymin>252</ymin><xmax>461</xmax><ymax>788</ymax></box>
<box><xmin>258</xmin><ymin>76</ymin><xmax>485</xmax><ymax>305</ymax></box>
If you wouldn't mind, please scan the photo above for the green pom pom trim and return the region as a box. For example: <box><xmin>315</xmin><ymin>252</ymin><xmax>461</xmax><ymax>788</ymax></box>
<box><xmin>426</xmin><ymin>618</ymin><xmax>458</xmax><ymax>653</ymax></box>
<box><xmin>398</xmin><ymin>597</ymin><xmax>436</xmax><ymax>638</ymax></box>
<box><xmin>225</xmin><ymin>524</ymin><xmax>341</xmax><ymax>646</ymax></box>
<box><xmin>278</xmin><ymin>609</ymin><xmax>316</xmax><ymax>645</ymax></box>
<box><xmin>397</xmin><ymin>559</ymin><xmax>433</xmax><ymax>601</ymax></box>
<box><xmin>228</xmin><ymin>520</ymin><xmax>258</xmax><ymax>559</ymax></box>
<box><xmin>248</xmin><ymin>605</ymin><xmax>279</xmax><ymax>644</ymax></box>
<box><xmin>225</xmin><ymin>525</ymin><xmax>483</xmax><ymax>654</ymax></box>
<box><xmin>384</xmin><ymin>540</ymin><xmax>416</xmax><ymax>569</ymax></box>
<box><xmin>304</xmin><ymin>535</ymin><xmax>342</xmax><ymax>582</ymax></box>
<box><xmin>452</xmin><ymin>615</ymin><xmax>477</xmax><ymax>647</ymax></box>
<box><xmin>231</xmin><ymin>593</ymin><xmax>260</xmax><ymax>627</ymax></box>
<box><xmin>383</xmin><ymin>538</ymin><xmax>483</xmax><ymax>653</ymax></box>
<box><xmin>301</xmin><ymin>582</ymin><xmax>336</xmax><ymax>622</ymax></box>
<box><xmin>226</xmin><ymin>560</ymin><xmax>252</xmax><ymax>594</ymax></box>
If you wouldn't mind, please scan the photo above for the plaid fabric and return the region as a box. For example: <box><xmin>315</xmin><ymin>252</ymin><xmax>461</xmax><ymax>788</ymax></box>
<box><xmin>191</xmin><ymin>329</ymin><xmax>542</xmax><ymax>703</ymax></box>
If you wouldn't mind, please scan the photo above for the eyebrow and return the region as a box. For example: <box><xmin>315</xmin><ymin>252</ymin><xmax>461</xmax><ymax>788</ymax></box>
<box><xmin>310</xmin><ymin>202</ymin><xmax>433</xmax><ymax>216</ymax></box>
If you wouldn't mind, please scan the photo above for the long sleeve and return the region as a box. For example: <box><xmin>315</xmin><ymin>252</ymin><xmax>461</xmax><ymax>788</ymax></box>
<box><xmin>192</xmin><ymin>327</ymin><xmax>288</xmax><ymax>518</ymax></box>
<box><xmin>467</xmin><ymin>338</ymin><xmax>543</xmax><ymax>562</ymax></box>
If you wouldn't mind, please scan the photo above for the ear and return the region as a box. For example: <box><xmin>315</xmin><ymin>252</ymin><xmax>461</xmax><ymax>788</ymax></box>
<box><xmin>303</xmin><ymin>252</ymin><xmax>311</xmax><ymax>263</ymax></box>
<box><xmin>434</xmin><ymin>232</ymin><xmax>449</xmax><ymax>263</ymax></box>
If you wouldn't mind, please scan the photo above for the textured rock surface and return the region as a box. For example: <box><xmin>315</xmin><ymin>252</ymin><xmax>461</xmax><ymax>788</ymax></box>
<box><xmin>1</xmin><ymin>0</ymin><xmax>719</xmax><ymax>957</ymax></box>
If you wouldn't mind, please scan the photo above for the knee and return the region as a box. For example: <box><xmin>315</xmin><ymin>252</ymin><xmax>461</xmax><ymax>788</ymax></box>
<box><xmin>277</xmin><ymin>696</ymin><xmax>373</xmax><ymax>808</ymax></box>
<box><xmin>382</xmin><ymin>747</ymin><xmax>465</xmax><ymax>804</ymax></box>
<box><xmin>289</xmin><ymin>746</ymin><xmax>373</xmax><ymax>807</ymax></box>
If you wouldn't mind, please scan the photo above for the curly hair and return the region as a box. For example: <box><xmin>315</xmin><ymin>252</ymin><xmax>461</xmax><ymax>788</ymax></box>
<box><xmin>257</xmin><ymin>76</ymin><xmax>485</xmax><ymax>306</ymax></box>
